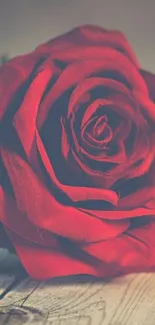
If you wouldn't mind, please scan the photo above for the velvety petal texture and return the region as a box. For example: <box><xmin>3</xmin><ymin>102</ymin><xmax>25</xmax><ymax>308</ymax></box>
<box><xmin>0</xmin><ymin>25</ymin><xmax>155</xmax><ymax>280</ymax></box>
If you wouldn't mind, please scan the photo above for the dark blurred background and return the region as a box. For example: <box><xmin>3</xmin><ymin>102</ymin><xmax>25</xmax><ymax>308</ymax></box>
<box><xmin>0</xmin><ymin>0</ymin><xmax>155</xmax><ymax>71</ymax></box>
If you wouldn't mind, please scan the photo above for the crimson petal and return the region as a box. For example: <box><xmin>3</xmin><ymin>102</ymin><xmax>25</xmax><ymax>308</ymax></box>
<box><xmin>1</xmin><ymin>148</ymin><xmax>129</xmax><ymax>242</ymax></box>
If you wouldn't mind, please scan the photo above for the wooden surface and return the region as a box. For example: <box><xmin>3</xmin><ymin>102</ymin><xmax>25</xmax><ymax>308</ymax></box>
<box><xmin>0</xmin><ymin>268</ymin><xmax>155</xmax><ymax>325</ymax></box>
<box><xmin>0</xmin><ymin>250</ymin><xmax>155</xmax><ymax>324</ymax></box>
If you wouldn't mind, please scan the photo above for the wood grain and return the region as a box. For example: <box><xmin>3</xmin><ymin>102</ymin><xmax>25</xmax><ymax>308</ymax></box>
<box><xmin>0</xmin><ymin>272</ymin><xmax>155</xmax><ymax>324</ymax></box>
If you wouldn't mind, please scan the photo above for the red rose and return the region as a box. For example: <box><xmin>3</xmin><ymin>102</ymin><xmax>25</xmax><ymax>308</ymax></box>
<box><xmin>0</xmin><ymin>25</ymin><xmax>155</xmax><ymax>279</ymax></box>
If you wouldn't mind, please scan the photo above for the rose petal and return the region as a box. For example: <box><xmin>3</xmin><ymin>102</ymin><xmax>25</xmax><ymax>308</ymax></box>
<box><xmin>126</xmin><ymin>134</ymin><xmax>155</xmax><ymax>179</ymax></box>
<box><xmin>60</xmin><ymin>117</ymin><xmax>70</xmax><ymax>159</ymax></box>
<box><xmin>71</xmin><ymin>124</ymin><xmax>127</xmax><ymax>164</ymax></box>
<box><xmin>36</xmin><ymin>129</ymin><xmax>119</xmax><ymax>206</ymax></box>
<box><xmin>80</xmin><ymin>207</ymin><xmax>155</xmax><ymax>220</ymax></box>
<box><xmin>6</xmin><ymin>219</ymin><xmax>155</xmax><ymax>279</ymax></box>
<box><xmin>1</xmin><ymin>148</ymin><xmax>129</xmax><ymax>242</ymax></box>
<box><xmin>67</xmin><ymin>74</ymin><xmax>147</xmax><ymax>119</ymax></box>
<box><xmin>80</xmin><ymin>96</ymin><xmax>134</xmax><ymax>129</ymax></box>
<box><xmin>134</xmin><ymin>90</ymin><xmax>155</xmax><ymax>126</ymax></box>
<box><xmin>81</xmin><ymin>221</ymin><xmax>155</xmax><ymax>271</ymax></box>
<box><xmin>37</xmin><ymin>52</ymin><xmax>147</xmax><ymax>128</ymax></box>
<box><xmin>79</xmin><ymin>25</ymin><xmax>140</xmax><ymax>67</ymax></box>
<box><xmin>0</xmin><ymin>51</ymin><xmax>49</xmax><ymax>121</ymax></box>
<box><xmin>140</xmin><ymin>69</ymin><xmax>155</xmax><ymax>103</ymax></box>
<box><xmin>119</xmin><ymin>185</ymin><xmax>155</xmax><ymax>210</ymax></box>
<box><xmin>0</xmin><ymin>187</ymin><xmax>57</xmax><ymax>247</ymax></box>
<box><xmin>70</xmin><ymin>148</ymin><xmax>120</xmax><ymax>189</ymax></box>
<box><xmin>13</xmin><ymin>69</ymin><xmax>52</xmax><ymax>158</ymax></box>
<box><xmin>36</xmin><ymin>25</ymin><xmax>140</xmax><ymax>67</ymax></box>
<box><xmin>6</xmin><ymin>231</ymin><xmax>102</xmax><ymax>279</ymax></box>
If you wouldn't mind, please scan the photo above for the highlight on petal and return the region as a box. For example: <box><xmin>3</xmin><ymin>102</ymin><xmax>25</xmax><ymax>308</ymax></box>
<box><xmin>60</xmin><ymin>117</ymin><xmax>70</xmax><ymax>159</ymax></box>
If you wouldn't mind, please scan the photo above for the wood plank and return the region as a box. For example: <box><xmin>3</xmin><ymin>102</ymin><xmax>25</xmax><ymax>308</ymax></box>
<box><xmin>0</xmin><ymin>250</ymin><xmax>20</xmax><ymax>298</ymax></box>
<box><xmin>0</xmin><ymin>272</ymin><xmax>155</xmax><ymax>324</ymax></box>
<box><xmin>0</xmin><ymin>275</ymin><xmax>15</xmax><ymax>297</ymax></box>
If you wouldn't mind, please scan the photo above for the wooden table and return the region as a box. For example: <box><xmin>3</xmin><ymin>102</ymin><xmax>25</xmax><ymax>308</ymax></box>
<box><xmin>0</xmin><ymin>251</ymin><xmax>155</xmax><ymax>324</ymax></box>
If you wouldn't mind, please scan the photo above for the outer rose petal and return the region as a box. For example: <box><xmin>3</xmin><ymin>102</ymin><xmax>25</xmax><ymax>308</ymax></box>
<box><xmin>0</xmin><ymin>51</ymin><xmax>49</xmax><ymax>121</ymax></box>
<box><xmin>4</xmin><ymin>220</ymin><xmax>155</xmax><ymax>280</ymax></box>
<box><xmin>35</xmin><ymin>25</ymin><xmax>140</xmax><ymax>68</ymax></box>
<box><xmin>140</xmin><ymin>69</ymin><xmax>155</xmax><ymax>103</ymax></box>
<box><xmin>0</xmin><ymin>187</ymin><xmax>58</xmax><ymax>247</ymax></box>
<box><xmin>0</xmin><ymin>148</ymin><xmax>130</xmax><ymax>243</ymax></box>
<box><xmin>5</xmin><ymin>230</ymin><xmax>104</xmax><ymax>280</ymax></box>
<box><xmin>13</xmin><ymin>69</ymin><xmax>53</xmax><ymax>158</ymax></box>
